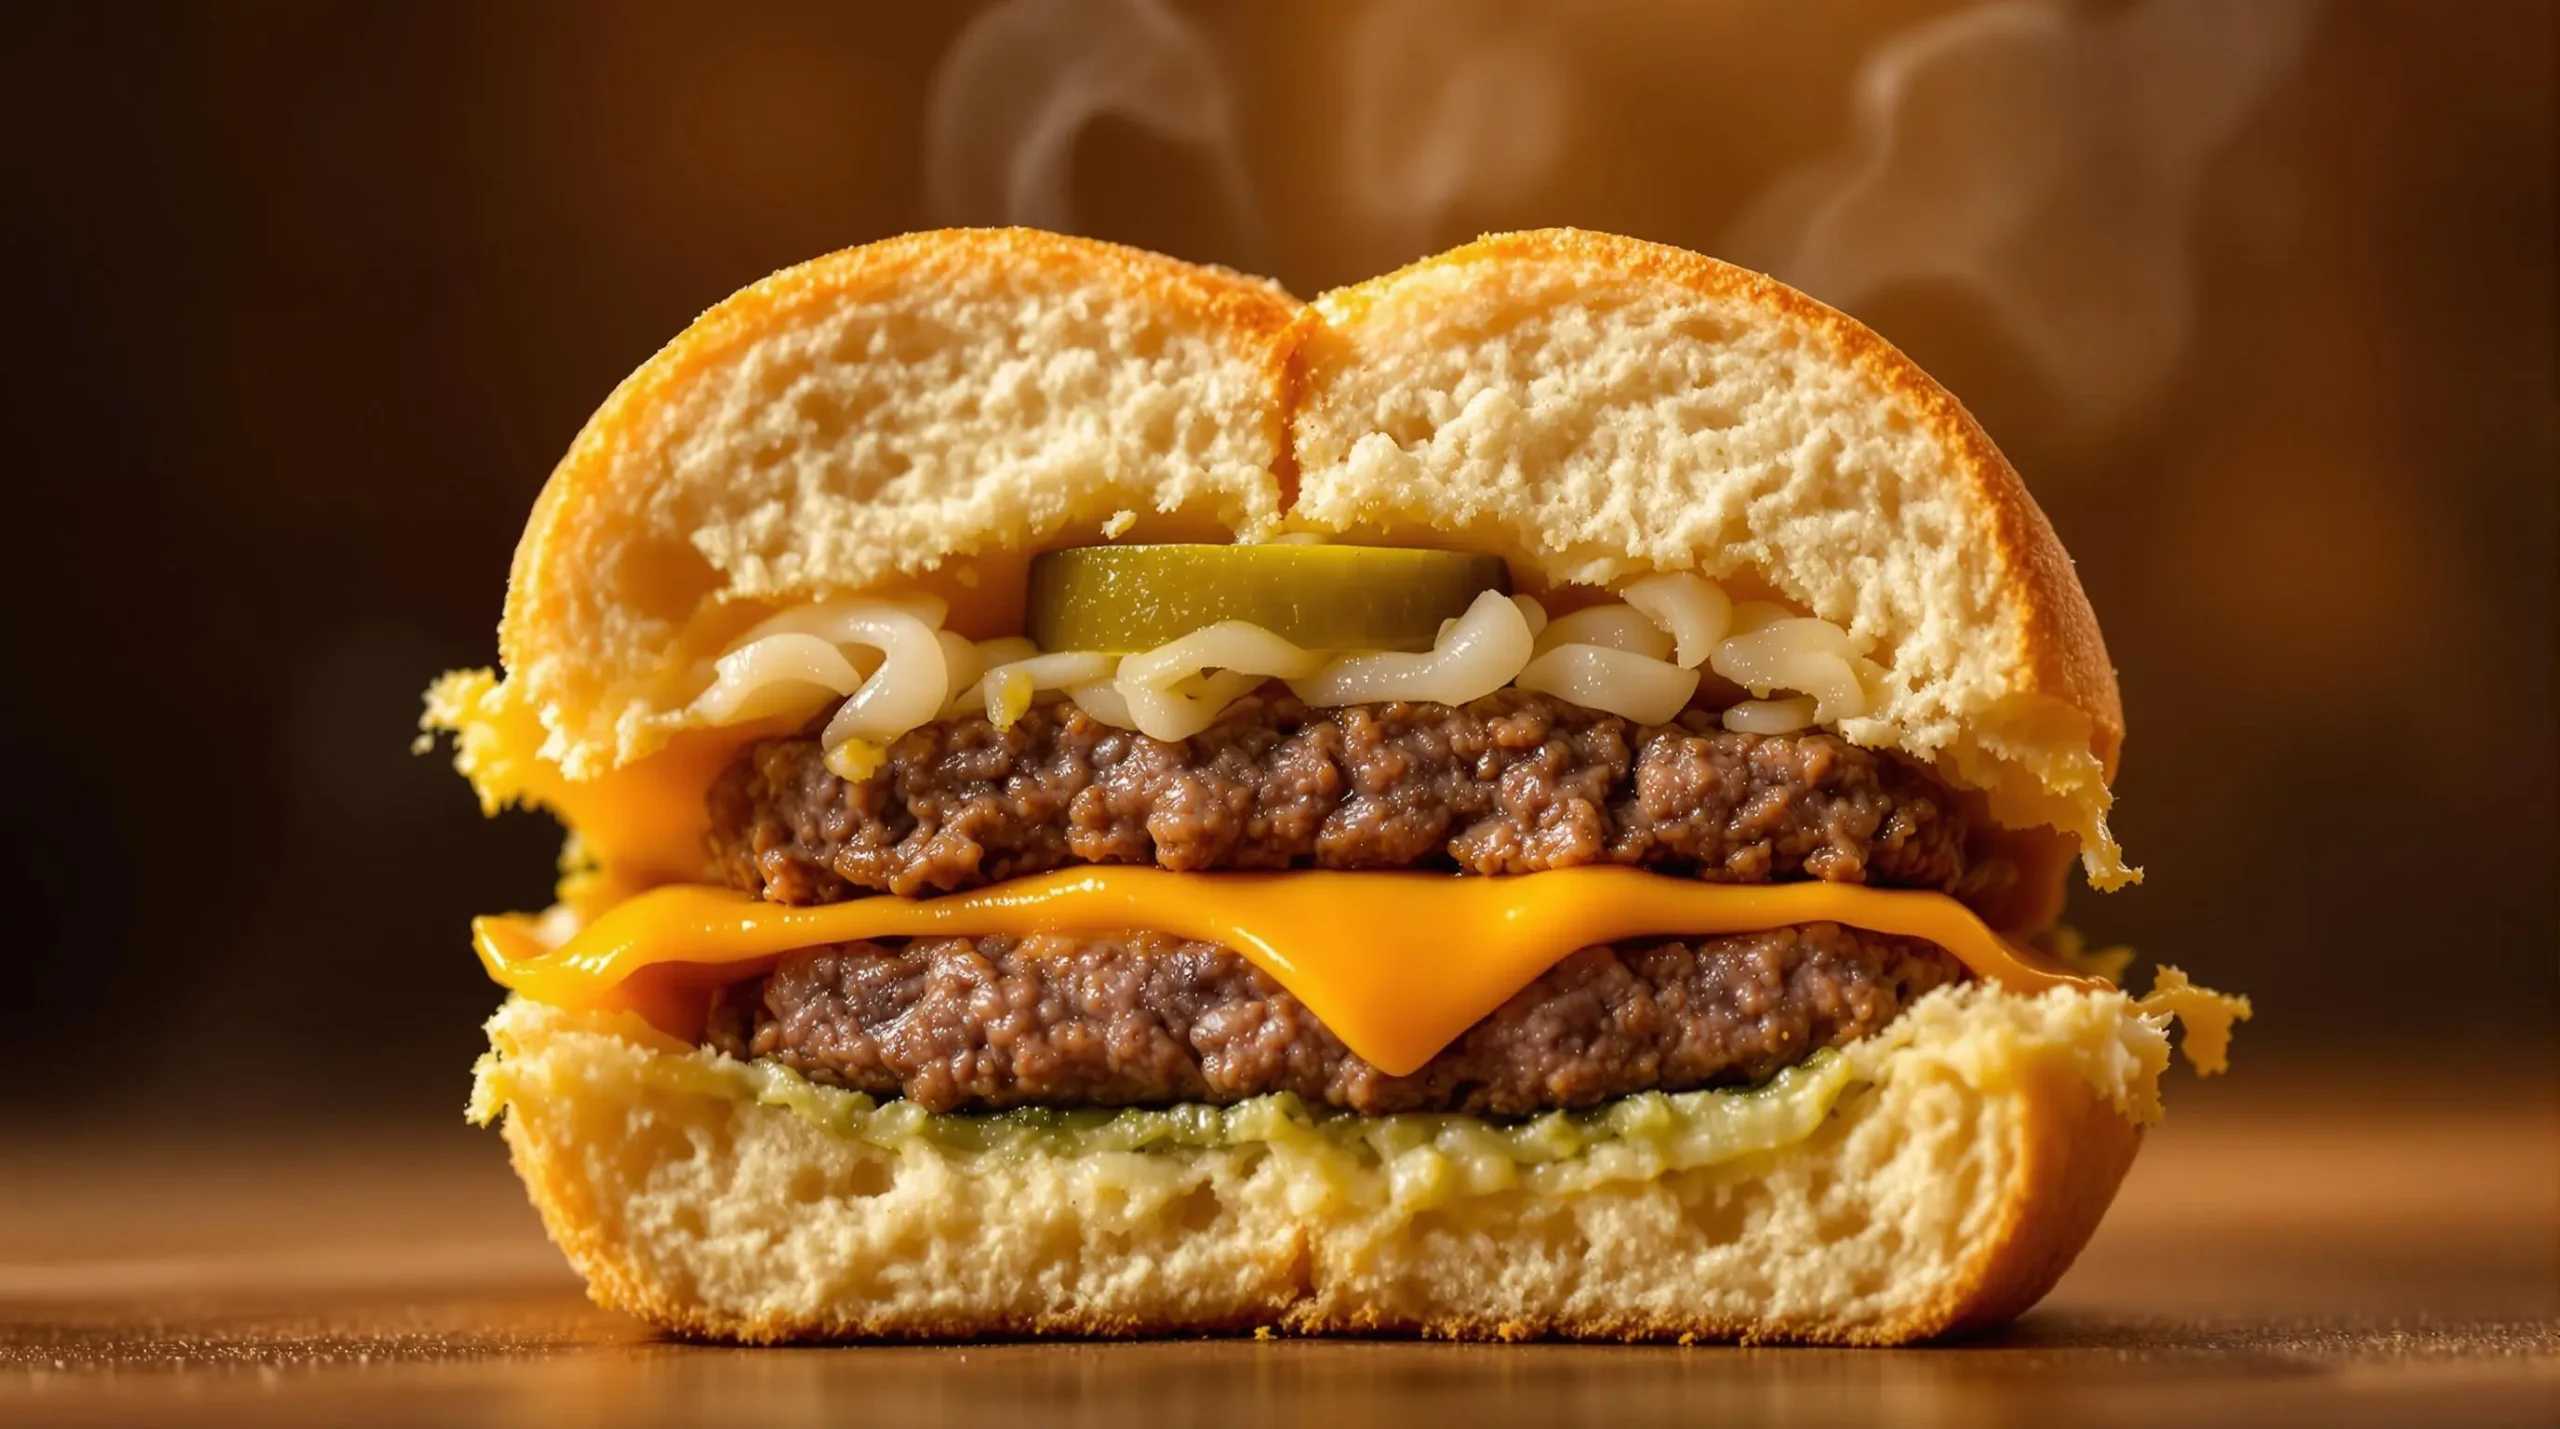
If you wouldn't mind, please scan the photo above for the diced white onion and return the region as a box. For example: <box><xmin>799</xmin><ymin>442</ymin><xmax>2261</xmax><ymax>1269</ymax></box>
<box><xmin>695</xmin><ymin>596</ymin><xmax>956</xmax><ymax>749</ymax></box>
<box><xmin>1115</xmin><ymin>622</ymin><xmax>1322</xmax><ymax>741</ymax></box>
<box><xmin>1186</xmin><ymin>668</ymin><xmax>1265</xmax><ymax>709</ymax></box>
<box><xmin>1709</xmin><ymin>617</ymin><xmax>1869</xmax><ymax>722</ymax></box>
<box><xmin>1717</xmin><ymin>616</ymin><xmax>1855</xmax><ymax>665</ymax></box>
<box><xmin>1119</xmin><ymin>686</ymin><xmax>1215</xmax><ymax>739</ymax></box>
<box><xmin>1799</xmin><ymin>653</ymin><xmax>1869</xmax><ymax>723</ymax></box>
<box><xmin>1533</xmin><ymin>603</ymin><xmax>1674</xmax><ymax>661</ymax></box>
<box><xmin>1725</xmin><ymin>600</ymin><xmax>1796</xmax><ymax>636</ymax></box>
<box><xmin>1515</xmin><ymin>643</ymin><xmax>1701</xmax><ymax>725</ymax></box>
<box><xmin>999</xmin><ymin>650</ymin><xmax>1118</xmax><ymax>688</ymax></box>
<box><xmin>936</xmin><ymin>630</ymin><xmax>983</xmax><ymax>703</ymax></box>
<box><xmin>1117</xmin><ymin>622</ymin><xmax>1323</xmax><ymax>690</ymax></box>
<box><xmin>976</xmin><ymin>651</ymin><xmax>1117</xmax><ymax>728</ymax></box>
<box><xmin>1066</xmin><ymin>679</ymin><xmax>1136</xmax><ymax>728</ymax></box>
<box><xmin>1722</xmin><ymin>696</ymin><xmax>1819</xmax><ymax>734</ymax></box>
<box><xmin>710</xmin><ymin>571</ymin><xmax>1891</xmax><ymax>754</ymax></box>
<box><xmin>689</xmin><ymin>633</ymin><xmax>864</xmax><ymax>726</ymax></box>
<box><xmin>1620</xmin><ymin>572</ymin><xmax>1731</xmax><ymax>669</ymax></box>
<box><xmin>939</xmin><ymin>637</ymin><xmax>1042</xmax><ymax>718</ymax></box>
<box><xmin>814</xmin><ymin>605</ymin><xmax>950</xmax><ymax>749</ymax></box>
<box><xmin>1287</xmin><ymin>589</ymin><xmax>1535</xmax><ymax>708</ymax></box>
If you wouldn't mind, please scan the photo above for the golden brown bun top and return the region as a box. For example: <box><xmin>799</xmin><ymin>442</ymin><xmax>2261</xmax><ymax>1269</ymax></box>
<box><xmin>439</xmin><ymin>226</ymin><xmax>2133</xmax><ymax>890</ymax></box>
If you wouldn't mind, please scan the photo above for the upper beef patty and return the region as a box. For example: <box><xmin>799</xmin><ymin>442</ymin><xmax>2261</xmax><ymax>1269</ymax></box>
<box><xmin>704</xmin><ymin>923</ymin><xmax>1964</xmax><ymax>1116</ymax></box>
<box><xmin>709</xmin><ymin>689</ymin><xmax>1977</xmax><ymax>902</ymax></box>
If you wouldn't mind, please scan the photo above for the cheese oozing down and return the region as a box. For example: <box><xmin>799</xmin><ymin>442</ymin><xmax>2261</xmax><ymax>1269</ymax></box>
<box><xmin>475</xmin><ymin>867</ymin><xmax>2098</xmax><ymax>1077</ymax></box>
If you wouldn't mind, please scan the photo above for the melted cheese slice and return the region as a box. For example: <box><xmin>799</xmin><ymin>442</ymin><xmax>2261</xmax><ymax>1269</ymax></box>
<box><xmin>476</xmin><ymin>867</ymin><xmax>2096</xmax><ymax>1077</ymax></box>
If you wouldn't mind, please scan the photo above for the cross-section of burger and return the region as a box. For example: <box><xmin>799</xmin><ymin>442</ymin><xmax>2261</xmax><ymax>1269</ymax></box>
<box><xmin>428</xmin><ymin>227</ymin><xmax>2246</xmax><ymax>1344</ymax></box>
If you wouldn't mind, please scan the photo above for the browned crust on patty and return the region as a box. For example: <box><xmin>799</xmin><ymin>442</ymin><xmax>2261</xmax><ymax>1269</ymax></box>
<box><xmin>708</xmin><ymin>690</ymin><xmax>1981</xmax><ymax>903</ymax></box>
<box><xmin>705</xmin><ymin>924</ymin><xmax>1963</xmax><ymax>1116</ymax></box>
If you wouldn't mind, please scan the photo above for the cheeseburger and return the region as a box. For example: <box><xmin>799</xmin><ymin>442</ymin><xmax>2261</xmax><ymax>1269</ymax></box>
<box><xmin>428</xmin><ymin>227</ymin><xmax>2244</xmax><ymax>1344</ymax></box>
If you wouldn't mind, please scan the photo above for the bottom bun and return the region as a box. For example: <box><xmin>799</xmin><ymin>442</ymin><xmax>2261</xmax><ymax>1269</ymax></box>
<box><xmin>471</xmin><ymin>982</ymin><xmax>2172</xmax><ymax>1345</ymax></box>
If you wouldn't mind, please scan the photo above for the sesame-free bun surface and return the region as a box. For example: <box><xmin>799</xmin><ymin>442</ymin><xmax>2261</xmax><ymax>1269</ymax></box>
<box><xmin>497</xmin><ymin>228</ymin><xmax>1301</xmax><ymax>781</ymax></box>
<box><xmin>448</xmin><ymin>225</ymin><xmax>2128</xmax><ymax>887</ymax></box>
<box><xmin>1292</xmin><ymin>231</ymin><xmax>2127</xmax><ymax>883</ymax></box>
<box><xmin>471</xmin><ymin>983</ymin><xmax>2160</xmax><ymax>1345</ymax></box>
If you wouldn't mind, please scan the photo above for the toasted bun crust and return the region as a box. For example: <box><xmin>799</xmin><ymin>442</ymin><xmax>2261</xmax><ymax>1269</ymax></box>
<box><xmin>444</xmin><ymin>227</ymin><xmax>2129</xmax><ymax>883</ymax></box>
<box><xmin>498</xmin><ymin>228</ymin><xmax>1302</xmax><ymax>780</ymax></box>
<box><xmin>1294</xmin><ymin>231</ymin><xmax>2126</xmax><ymax>883</ymax></box>
<box><xmin>471</xmin><ymin>985</ymin><xmax>2161</xmax><ymax>1345</ymax></box>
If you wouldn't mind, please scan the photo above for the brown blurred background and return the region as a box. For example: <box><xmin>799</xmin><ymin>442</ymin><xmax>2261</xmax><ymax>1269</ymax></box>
<box><xmin>1</xmin><ymin>0</ymin><xmax>2549</xmax><ymax>1125</ymax></box>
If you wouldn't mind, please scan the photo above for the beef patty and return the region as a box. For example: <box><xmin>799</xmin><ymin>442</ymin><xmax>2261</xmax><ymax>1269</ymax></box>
<box><xmin>704</xmin><ymin>924</ymin><xmax>1964</xmax><ymax>1116</ymax></box>
<box><xmin>708</xmin><ymin>689</ymin><xmax>1979</xmax><ymax>903</ymax></box>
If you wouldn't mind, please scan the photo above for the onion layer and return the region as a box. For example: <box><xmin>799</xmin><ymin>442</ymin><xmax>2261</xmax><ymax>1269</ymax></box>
<box><xmin>975</xmin><ymin>650</ymin><xmax>1116</xmax><ymax>728</ymax></box>
<box><xmin>1288</xmin><ymin>590</ymin><xmax>1535</xmax><ymax>708</ymax></box>
<box><xmin>1116</xmin><ymin>622</ymin><xmax>1323</xmax><ymax>741</ymax></box>
<box><xmin>1534</xmin><ymin>604</ymin><xmax>1674</xmax><ymax>661</ymax></box>
<box><xmin>1710</xmin><ymin>617</ymin><xmax>1871</xmax><ymax>722</ymax></box>
<box><xmin>939</xmin><ymin>637</ymin><xmax>1041</xmax><ymax>719</ymax></box>
<box><xmin>1067</xmin><ymin>679</ymin><xmax>1136</xmax><ymax>728</ymax></box>
<box><xmin>689</xmin><ymin>633</ymin><xmax>863</xmax><ymax>726</ymax></box>
<box><xmin>1515</xmin><ymin>642</ymin><xmax>1701</xmax><ymax>725</ymax></box>
<box><xmin>1621</xmin><ymin>572</ymin><xmax>1732</xmax><ymax>669</ymax></box>
<box><xmin>1723</xmin><ymin>696</ymin><xmax>1819</xmax><ymax>734</ymax></box>
<box><xmin>816</xmin><ymin>605</ymin><xmax>950</xmax><ymax>749</ymax></box>
<box><xmin>698</xmin><ymin>564</ymin><xmax>1903</xmax><ymax>760</ymax></box>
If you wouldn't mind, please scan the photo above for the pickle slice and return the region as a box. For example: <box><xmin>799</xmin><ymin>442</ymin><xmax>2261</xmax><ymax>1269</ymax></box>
<box><xmin>1027</xmin><ymin>545</ymin><xmax>1511</xmax><ymax>653</ymax></box>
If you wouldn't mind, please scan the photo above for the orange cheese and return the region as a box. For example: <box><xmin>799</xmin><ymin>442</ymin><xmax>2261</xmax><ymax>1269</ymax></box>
<box><xmin>476</xmin><ymin>867</ymin><xmax>2097</xmax><ymax>1077</ymax></box>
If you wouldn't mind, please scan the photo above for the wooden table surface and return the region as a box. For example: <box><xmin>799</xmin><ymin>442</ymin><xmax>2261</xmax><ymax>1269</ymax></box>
<box><xmin>4</xmin><ymin>1068</ymin><xmax>2553</xmax><ymax>1427</ymax></box>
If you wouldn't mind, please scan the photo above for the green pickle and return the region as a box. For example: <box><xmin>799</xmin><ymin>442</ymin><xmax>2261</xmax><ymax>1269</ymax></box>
<box><xmin>1026</xmin><ymin>544</ymin><xmax>1510</xmax><ymax>653</ymax></box>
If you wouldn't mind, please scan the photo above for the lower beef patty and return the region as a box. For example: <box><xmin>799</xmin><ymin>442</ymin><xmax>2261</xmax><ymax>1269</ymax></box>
<box><xmin>709</xmin><ymin>689</ymin><xmax>1978</xmax><ymax>902</ymax></box>
<box><xmin>705</xmin><ymin>924</ymin><xmax>1964</xmax><ymax>1116</ymax></box>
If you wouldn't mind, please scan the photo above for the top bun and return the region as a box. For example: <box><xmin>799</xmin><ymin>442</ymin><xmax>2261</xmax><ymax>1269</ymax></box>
<box><xmin>449</xmin><ymin>227</ymin><xmax>2132</xmax><ymax>890</ymax></box>
<box><xmin>493</xmin><ymin>228</ymin><xmax>1302</xmax><ymax>782</ymax></box>
<box><xmin>1291</xmin><ymin>231</ymin><xmax>2127</xmax><ymax>885</ymax></box>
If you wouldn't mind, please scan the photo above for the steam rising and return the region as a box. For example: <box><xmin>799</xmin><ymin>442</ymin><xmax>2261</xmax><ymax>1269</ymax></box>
<box><xmin>925</xmin><ymin>0</ymin><xmax>1262</xmax><ymax>251</ymax></box>
<box><xmin>924</xmin><ymin>0</ymin><xmax>2314</xmax><ymax>426</ymax></box>
<box><xmin>1726</xmin><ymin>0</ymin><xmax>2323</xmax><ymax>427</ymax></box>
<box><xmin>925</xmin><ymin>0</ymin><xmax>1568</xmax><ymax>275</ymax></box>
<box><xmin>1340</xmin><ymin>0</ymin><xmax>1569</xmax><ymax>258</ymax></box>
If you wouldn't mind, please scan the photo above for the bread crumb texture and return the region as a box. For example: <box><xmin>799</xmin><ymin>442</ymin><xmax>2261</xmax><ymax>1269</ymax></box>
<box><xmin>490</xmin><ymin>229</ymin><xmax>1298</xmax><ymax>782</ymax></box>
<box><xmin>1296</xmin><ymin>232</ymin><xmax>2127</xmax><ymax>884</ymax></box>
<box><xmin>432</xmin><ymin>228</ymin><xmax>2135</xmax><ymax>887</ymax></box>
<box><xmin>471</xmin><ymin>982</ymin><xmax>2166</xmax><ymax>1344</ymax></box>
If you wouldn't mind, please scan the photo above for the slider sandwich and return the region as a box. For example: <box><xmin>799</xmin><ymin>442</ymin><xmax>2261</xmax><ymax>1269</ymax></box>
<box><xmin>429</xmin><ymin>227</ymin><xmax>2245</xmax><ymax>1343</ymax></box>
